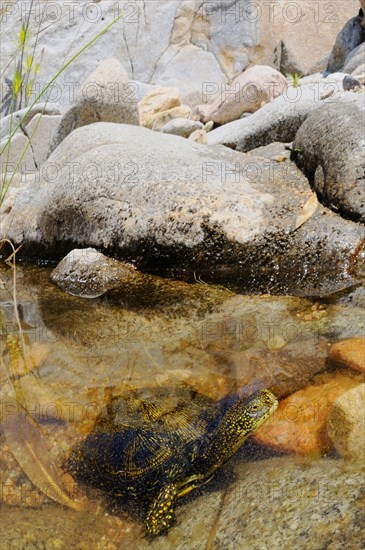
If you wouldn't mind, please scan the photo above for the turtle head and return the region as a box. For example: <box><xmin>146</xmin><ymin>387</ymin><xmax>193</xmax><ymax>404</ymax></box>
<box><xmin>227</xmin><ymin>389</ymin><xmax>278</xmax><ymax>437</ymax></box>
<box><xmin>204</xmin><ymin>389</ymin><xmax>278</xmax><ymax>470</ymax></box>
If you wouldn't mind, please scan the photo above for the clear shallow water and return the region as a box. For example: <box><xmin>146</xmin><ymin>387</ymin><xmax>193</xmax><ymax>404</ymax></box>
<box><xmin>1</xmin><ymin>265</ymin><xmax>364</xmax><ymax>549</ymax></box>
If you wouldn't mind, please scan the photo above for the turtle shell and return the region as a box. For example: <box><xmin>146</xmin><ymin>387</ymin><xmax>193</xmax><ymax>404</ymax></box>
<box><xmin>68</xmin><ymin>386</ymin><xmax>218</xmax><ymax>496</ymax></box>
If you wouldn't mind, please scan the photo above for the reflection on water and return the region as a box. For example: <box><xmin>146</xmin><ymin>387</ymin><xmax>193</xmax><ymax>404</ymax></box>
<box><xmin>1</xmin><ymin>265</ymin><xmax>364</xmax><ymax>549</ymax></box>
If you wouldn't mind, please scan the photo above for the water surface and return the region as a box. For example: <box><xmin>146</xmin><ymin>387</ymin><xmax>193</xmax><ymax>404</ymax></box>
<box><xmin>1</xmin><ymin>265</ymin><xmax>364</xmax><ymax>549</ymax></box>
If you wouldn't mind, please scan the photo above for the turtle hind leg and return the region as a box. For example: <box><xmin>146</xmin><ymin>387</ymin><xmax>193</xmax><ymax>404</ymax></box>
<box><xmin>146</xmin><ymin>483</ymin><xmax>178</xmax><ymax>537</ymax></box>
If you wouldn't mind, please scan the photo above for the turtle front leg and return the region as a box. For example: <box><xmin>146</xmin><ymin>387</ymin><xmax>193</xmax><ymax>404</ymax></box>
<box><xmin>146</xmin><ymin>483</ymin><xmax>178</xmax><ymax>536</ymax></box>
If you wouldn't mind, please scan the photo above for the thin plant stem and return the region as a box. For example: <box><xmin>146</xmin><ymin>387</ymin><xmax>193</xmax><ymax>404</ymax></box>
<box><xmin>0</xmin><ymin>12</ymin><xmax>123</xmax><ymax>205</ymax></box>
<box><xmin>0</xmin><ymin>13</ymin><xmax>123</xmax><ymax>158</ymax></box>
<box><xmin>0</xmin><ymin>240</ymin><xmax>26</xmax><ymax>354</ymax></box>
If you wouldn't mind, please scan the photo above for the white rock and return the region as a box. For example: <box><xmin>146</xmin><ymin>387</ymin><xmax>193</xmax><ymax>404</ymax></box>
<box><xmin>0</xmin><ymin>132</ymin><xmax>36</xmax><ymax>174</ymax></box>
<box><xmin>0</xmin><ymin>1</ymin><xmax>355</xmax><ymax>111</ymax></box>
<box><xmin>153</xmin><ymin>44</ymin><xmax>227</xmax><ymax>106</ymax></box>
<box><xmin>159</xmin><ymin>118</ymin><xmax>203</xmax><ymax>138</ymax></box>
<box><xmin>343</xmin><ymin>42</ymin><xmax>365</xmax><ymax>74</ymax></box>
<box><xmin>196</xmin><ymin>65</ymin><xmax>288</xmax><ymax>125</ymax></box>
<box><xmin>0</xmin><ymin>103</ymin><xmax>61</xmax><ymax>140</ymax></box>
<box><xmin>188</xmin><ymin>129</ymin><xmax>208</xmax><ymax>143</ymax></box>
<box><xmin>50</xmin><ymin>58</ymin><xmax>139</xmax><ymax>153</ymax></box>
<box><xmin>148</xmin><ymin>105</ymin><xmax>191</xmax><ymax>131</ymax></box>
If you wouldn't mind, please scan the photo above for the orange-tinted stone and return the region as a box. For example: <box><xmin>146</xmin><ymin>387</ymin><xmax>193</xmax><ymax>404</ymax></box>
<box><xmin>329</xmin><ymin>337</ymin><xmax>365</xmax><ymax>373</ymax></box>
<box><xmin>253</xmin><ymin>370</ymin><xmax>363</xmax><ymax>455</ymax></box>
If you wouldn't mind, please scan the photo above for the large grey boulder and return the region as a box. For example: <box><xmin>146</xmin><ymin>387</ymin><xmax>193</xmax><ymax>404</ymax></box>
<box><xmin>1</xmin><ymin>123</ymin><xmax>363</xmax><ymax>295</ymax></box>
<box><xmin>342</xmin><ymin>41</ymin><xmax>365</xmax><ymax>74</ymax></box>
<box><xmin>293</xmin><ymin>93</ymin><xmax>365</xmax><ymax>223</ymax></box>
<box><xmin>327</xmin><ymin>14</ymin><xmax>365</xmax><ymax>72</ymax></box>
<box><xmin>207</xmin><ymin>80</ymin><xmax>352</xmax><ymax>152</ymax></box>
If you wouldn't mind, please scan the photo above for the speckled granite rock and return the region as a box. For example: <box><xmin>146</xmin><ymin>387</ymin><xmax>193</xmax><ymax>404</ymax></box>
<box><xmin>209</xmin><ymin>458</ymin><xmax>365</xmax><ymax>550</ymax></box>
<box><xmin>1</xmin><ymin>457</ymin><xmax>364</xmax><ymax>549</ymax></box>
<box><xmin>207</xmin><ymin>83</ymin><xmax>355</xmax><ymax>153</ymax></box>
<box><xmin>1</xmin><ymin>123</ymin><xmax>364</xmax><ymax>296</ymax></box>
<box><xmin>293</xmin><ymin>93</ymin><xmax>365</xmax><ymax>223</ymax></box>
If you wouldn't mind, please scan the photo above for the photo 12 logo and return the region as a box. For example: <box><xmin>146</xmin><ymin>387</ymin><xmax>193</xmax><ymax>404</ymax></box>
<box><xmin>199</xmin><ymin>2</ymin><xmax>339</xmax><ymax>24</ymax></box>
<box><xmin>1</xmin><ymin>2</ymin><xmax>140</xmax><ymax>24</ymax></box>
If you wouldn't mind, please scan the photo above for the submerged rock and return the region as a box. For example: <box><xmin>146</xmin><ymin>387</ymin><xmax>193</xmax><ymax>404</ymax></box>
<box><xmin>196</xmin><ymin>65</ymin><xmax>287</xmax><ymax>125</ymax></box>
<box><xmin>327</xmin><ymin>383</ymin><xmax>365</xmax><ymax>462</ymax></box>
<box><xmin>50</xmin><ymin>248</ymin><xmax>138</xmax><ymax>298</ymax></box>
<box><xmin>1</xmin><ymin>457</ymin><xmax>364</xmax><ymax>549</ymax></box>
<box><xmin>1</xmin><ymin>123</ymin><xmax>364</xmax><ymax>295</ymax></box>
<box><xmin>1</xmin><ymin>264</ymin><xmax>364</xmax><ymax>543</ymax></box>
<box><xmin>253</xmin><ymin>370</ymin><xmax>363</xmax><ymax>455</ymax></box>
<box><xmin>293</xmin><ymin>93</ymin><xmax>365</xmax><ymax>223</ymax></box>
<box><xmin>329</xmin><ymin>337</ymin><xmax>365</xmax><ymax>373</ymax></box>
